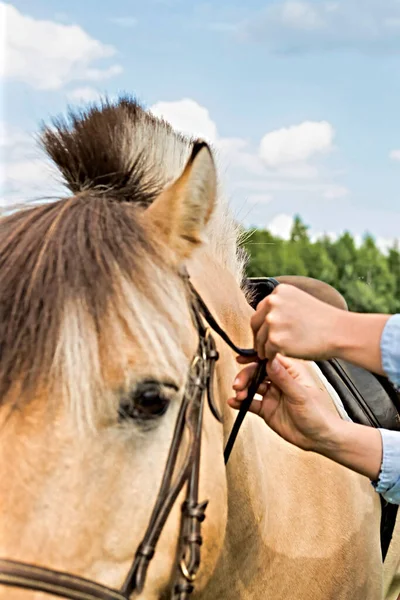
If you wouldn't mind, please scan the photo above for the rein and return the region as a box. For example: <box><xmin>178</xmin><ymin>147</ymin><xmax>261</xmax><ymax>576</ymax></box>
<box><xmin>0</xmin><ymin>274</ymin><xmax>272</xmax><ymax>600</ymax></box>
<box><xmin>184</xmin><ymin>276</ymin><xmax>268</xmax><ymax>464</ymax></box>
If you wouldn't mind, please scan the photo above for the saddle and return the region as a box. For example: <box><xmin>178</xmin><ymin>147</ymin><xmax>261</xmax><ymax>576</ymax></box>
<box><xmin>245</xmin><ymin>277</ymin><xmax>400</xmax><ymax>562</ymax></box>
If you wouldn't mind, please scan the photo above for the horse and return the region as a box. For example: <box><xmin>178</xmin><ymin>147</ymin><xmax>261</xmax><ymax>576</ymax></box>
<box><xmin>0</xmin><ymin>97</ymin><xmax>399</xmax><ymax>600</ymax></box>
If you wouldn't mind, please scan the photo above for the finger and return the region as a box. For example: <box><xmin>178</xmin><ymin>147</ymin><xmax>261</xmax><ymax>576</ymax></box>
<box><xmin>250</xmin><ymin>296</ymin><xmax>271</xmax><ymax>335</ymax></box>
<box><xmin>277</xmin><ymin>354</ymin><xmax>307</xmax><ymax>370</ymax></box>
<box><xmin>266</xmin><ymin>357</ymin><xmax>305</xmax><ymax>404</ymax></box>
<box><xmin>233</xmin><ymin>363</ymin><xmax>258</xmax><ymax>391</ymax></box>
<box><xmin>254</xmin><ymin>320</ymin><xmax>269</xmax><ymax>359</ymax></box>
<box><xmin>256</xmin><ymin>382</ymin><xmax>269</xmax><ymax>396</ymax></box>
<box><xmin>263</xmin><ymin>341</ymin><xmax>279</xmax><ymax>361</ymax></box>
<box><xmin>227</xmin><ymin>396</ymin><xmax>263</xmax><ymax>417</ymax></box>
<box><xmin>236</xmin><ymin>355</ymin><xmax>259</xmax><ymax>365</ymax></box>
<box><xmin>234</xmin><ymin>381</ymin><xmax>269</xmax><ymax>401</ymax></box>
<box><xmin>277</xmin><ymin>353</ymin><xmax>306</xmax><ymax>372</ymax></box>
<box><xmin>275</xmin><ymin>354</ymin><xmax>318</xmax><ymax>388</ymax></box>
<box><xmin>276</xmin><ymin>354</ymin><xmax>300</xmax><ymax>371</ymax></box>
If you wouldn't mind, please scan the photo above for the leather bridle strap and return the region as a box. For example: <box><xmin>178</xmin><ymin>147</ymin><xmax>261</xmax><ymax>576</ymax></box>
<box><xmin>120</xmin><ymin>292</ymin><xmax>223</xmax><ymax>598</ymax></box>
<box><xmin>0</xmin><ymin>559</ymin><xmax>126</xmax><ymax>600</ymax></box>
<box><xmin>186</xmin><ymin>279</ymin><xmax>258</xmax><ymax>359</ymax></box>
<box><xmin>184</xmin><ymin>277</ymin><xmax>272</xmax><ymax>464</ymax></box>
<box><xmin>223</xmin><ymin>360</ymin><xmax>267</xmax><ymax>464</ymax></box>
<box><xmin>172</xmin><ymin>356</ymin><xmax>209</xmax><ymax>599</ymax></box>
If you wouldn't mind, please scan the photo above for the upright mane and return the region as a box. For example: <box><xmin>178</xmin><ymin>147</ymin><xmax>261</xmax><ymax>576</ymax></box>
<box><xmin>40</xmin><ymin>96</ymin><xmax>245</xmax><ymax>280</ymax></box>
<box><xmin>0</xmin><ymin>96</ymin><xmax>244</xmax><ymax>409</ymax></box>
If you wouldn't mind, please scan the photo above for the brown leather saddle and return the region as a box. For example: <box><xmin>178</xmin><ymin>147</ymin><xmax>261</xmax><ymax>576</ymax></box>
<box><xmin>246</xmin><ymin>277</ymin><xmax>400</xmax><ymax>562</ymax></box>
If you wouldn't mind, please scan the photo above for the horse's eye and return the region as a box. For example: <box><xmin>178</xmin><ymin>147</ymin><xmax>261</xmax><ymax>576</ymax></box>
<box><xmin>118</xmin><ymin>381</ymin><xmax>175</xmax><ymax>423</ymax></box>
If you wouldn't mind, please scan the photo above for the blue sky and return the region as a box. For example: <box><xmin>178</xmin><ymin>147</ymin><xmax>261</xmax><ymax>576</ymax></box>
<box><xmin>1</xmin><ymin>0</ymin><xmax>400</xmax><ymax>248</ymax></box>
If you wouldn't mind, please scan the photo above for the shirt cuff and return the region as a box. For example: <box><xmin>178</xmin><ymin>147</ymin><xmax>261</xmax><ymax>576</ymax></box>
<box><xmin>380</xmin><ymin>314</ymin><xmax>400</xmax><ymax>390</ymax></box>
<box><xmin>372</xmin><ymin>429</ymin><xmax>400</xmax><ymax>498</ymax></box>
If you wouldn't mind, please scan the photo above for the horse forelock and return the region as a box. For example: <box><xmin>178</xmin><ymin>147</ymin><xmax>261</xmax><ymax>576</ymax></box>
<box><xmin>52</xmin><ymin>270</ymin><xmax>193</xmax><ymax>432</ymax></box>
<box><xmin>0</xmin><ymin>195</ymin><xmax>186</xmax><ymax>411</ymax></box>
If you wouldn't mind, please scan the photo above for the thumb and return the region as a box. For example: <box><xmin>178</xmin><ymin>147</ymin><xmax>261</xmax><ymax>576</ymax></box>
<box><xmin>267</xmin><ymin>356</ymin><xmax>305</xmax><ymax>405</ymax></box>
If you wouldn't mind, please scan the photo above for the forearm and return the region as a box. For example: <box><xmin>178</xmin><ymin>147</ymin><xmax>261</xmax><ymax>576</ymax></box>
<box><xmin>313</xmin><ymin>420</ymin><xmax>383</xmax><ymax>481</ymax></box>
<box><xmin>330</xmin><ymin>311</ymin><xmax>390</xmax><ymax>376</ymax></box>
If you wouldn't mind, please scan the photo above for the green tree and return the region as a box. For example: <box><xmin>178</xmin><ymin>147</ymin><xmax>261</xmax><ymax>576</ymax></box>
<box><xmin>324</xmin><ymin>232</ymin><xmax>358</xmax><ymax>289</ymax></box>
<box><xmin>244</xmin><ymin>229</ymin><xmax>285</xmax><ymax>277</ymax></box>
<box><xmin>300</xmin><ymin>240</ymin><xmax>338</xmax><ymax>286</ymax></box>
<box><xmin>243</xmin><ymin>218</ymin><xmax>399</xmax><ymax>314</ymax></box>
<box><xmin>387</xmin><ymin>241</ymin><xmax>400</xmax><ymax>312</ymax></box>
<box><xmin>342</xmin><ymin>280</ymin><xmax>390</xmax><ymax>313</ymax></box>
<box><xmin>347</xmin><ymin>234</ymin><xmax>395</xmax><ymax>313</ymax></box>
<box><xmin>289</xmin><ymin>217</ymin><xmax>337</xmax><ymax>284</ymax></box>
<box><xmin>290</xmin><ymin>215</ymin><xmax>309</xmax><ymax>244</ymax></box>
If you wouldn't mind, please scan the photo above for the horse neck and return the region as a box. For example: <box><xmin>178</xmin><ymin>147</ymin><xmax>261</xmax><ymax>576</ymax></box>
<box><xmin>189</xmin><ymin>247</ymin><xmax>272</xmax><ymax>542</ymax></box>
<box><xmin>224</xmin><ymin>413</ymin><xmax>274</xmax><ymax>543</ymax></box>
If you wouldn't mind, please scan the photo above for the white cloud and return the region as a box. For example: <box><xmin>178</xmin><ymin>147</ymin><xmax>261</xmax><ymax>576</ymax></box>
<box><xmin>150</xmin><ymin>99</ymin><xmax>218</xmax><ymax>143</ymax></box>
<box><xmin>0</xmin><ymin>121</ymin><xmax>62</xmax><ymax>207</ymax></box>
<box><xmin>267</xmin><ymin>213</ymin><xmax>294</xmax><ymax>239</ymax></box>
<box><xmin>0</xmin><ymin>121</ymin><xmax>31</xmax><ymax>152</ymax></box>
<box><xmin>110</xmin><ymin>17</ymin><xmax>137</xmax><ymax>27</ymax></box>
<box><xmin>4</xmin><ymin>159</ymin><xmax>55</xmax><ymax>188</ymax></box>
<box><xmin>243</xmin><ymin>0</ymin><xmax>400</xmax><ymax>55</ymax></box>
<box><xmin>215</xmin><ymin>137</ymin><xmax>265</xmax><ymax>175</ymax></box>
<box><xmin>376</xmin><ymin>236</ymin><xmax>397</xmax><ymax>254</ymax></box>
<box><xmin>67</xmin><ymin>87</ymin><xmax>102</xmax><ymax>103</ymax></box>
<box><xmin>259</xmin><ymin>121</ymin><xmax>334</xmax><ymax>168</ymax></box>
<box><xmin>281</xmin><ymin>1</ymin><xmax>324</xmax><ymax>30</ymax></box>
<box><xmin>322</xmin><ymin>185</ymin><xmax>349</xmax><ymax>199</ymax></box>
<box><xmin>389</xmin><ymin>149</ymin><xmax>400</xmax><ymax>161</ymax></box>
<box><xmin>0</xmin><ymin>2</ymin><xmax>122</xmax><ymax>90</ymax></box>
<box><xmin>83</xmin><ymin>65</ymin><xmax>123</xmax><ymax>82</ymax></box>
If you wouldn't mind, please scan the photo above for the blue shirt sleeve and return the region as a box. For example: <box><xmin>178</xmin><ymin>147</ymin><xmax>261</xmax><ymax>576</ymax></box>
<box><xmin>380</xmin><ymin>313</ymin><xmax>400</xmax><ymax>390</ymax></box>
<box><xmin>371</xmin><ymin>315</ymin><xmax>400</xmax><ymax>504</ymax></box>
<box><xmin>372</xmin><ymin>429</ymin><xmax>400</xmax><ymax>505</ymax></box>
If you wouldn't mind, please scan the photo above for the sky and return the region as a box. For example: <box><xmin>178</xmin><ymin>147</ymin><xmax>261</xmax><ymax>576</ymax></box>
<box><xmin>1</xmin><ymin>0</ymin><xmax>399</xmax><ymax>249</ymax></box>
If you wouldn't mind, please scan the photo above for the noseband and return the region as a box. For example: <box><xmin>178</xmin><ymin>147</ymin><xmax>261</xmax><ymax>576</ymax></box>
<box><xmin>0</xmin><ymin>273</ymin><xmax>276</xmax><ymax>600</ymax></box>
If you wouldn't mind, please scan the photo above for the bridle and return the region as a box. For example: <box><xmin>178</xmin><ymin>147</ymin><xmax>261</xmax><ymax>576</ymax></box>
<box><xmin>0</xmin><ymin>272</ymin><xmax>276</xmax><ymax>600</ymax></box>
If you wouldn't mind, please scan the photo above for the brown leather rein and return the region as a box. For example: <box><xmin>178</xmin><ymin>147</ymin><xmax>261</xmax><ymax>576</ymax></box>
<box><xmin>0</xmin><ymin>273</ymin><xmax>273</xmax><ymax>600</ymax></box>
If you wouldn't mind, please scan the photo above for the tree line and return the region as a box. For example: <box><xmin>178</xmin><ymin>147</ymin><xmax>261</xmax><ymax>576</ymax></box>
<box><xmin>243</xmin><ymin>216</ymin><xmax>400</xmax><ymax>314</ymax></box>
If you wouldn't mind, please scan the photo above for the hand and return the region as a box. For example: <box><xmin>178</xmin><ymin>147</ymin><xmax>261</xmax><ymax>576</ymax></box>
<box><xmin>229</xmin><ymin>354</ymin><xmax>383</xmax><ymax>481</ymax></box>
<box><xmin>229</xmin><ymin>354</ymin><xmax>343</xmax><ymax>452</ymax></box>
<box><xmin>250</xmin><ymin>284</ymin><xmax>342</xmax><ymax>360</ymax></box>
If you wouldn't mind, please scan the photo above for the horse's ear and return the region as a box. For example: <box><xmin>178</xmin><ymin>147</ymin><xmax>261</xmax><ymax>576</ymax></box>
<box><xmin>145</xmin><ymin>142</ymin><xmax>217</xmax><ymax>261</ymax></box>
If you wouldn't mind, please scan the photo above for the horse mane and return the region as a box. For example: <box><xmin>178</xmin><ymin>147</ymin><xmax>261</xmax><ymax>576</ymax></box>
<box><xmin>0</xmin><ymin>96</ymin><xmax>244</xmax><ymax>407</ymax></box>
<box><xmin>0</xmin><ymin>194</ymin><xmax>159</xmax><ymax>403</ymax></box>
<box><xmin>40</xmin><ymin>96</ymin><xmax>186</xmax><ymax>204</ymax></box>
<box><xmin>40</xmin><ymin>96</ymin><xmax>246</xmax><ymax>280</ymax></box>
